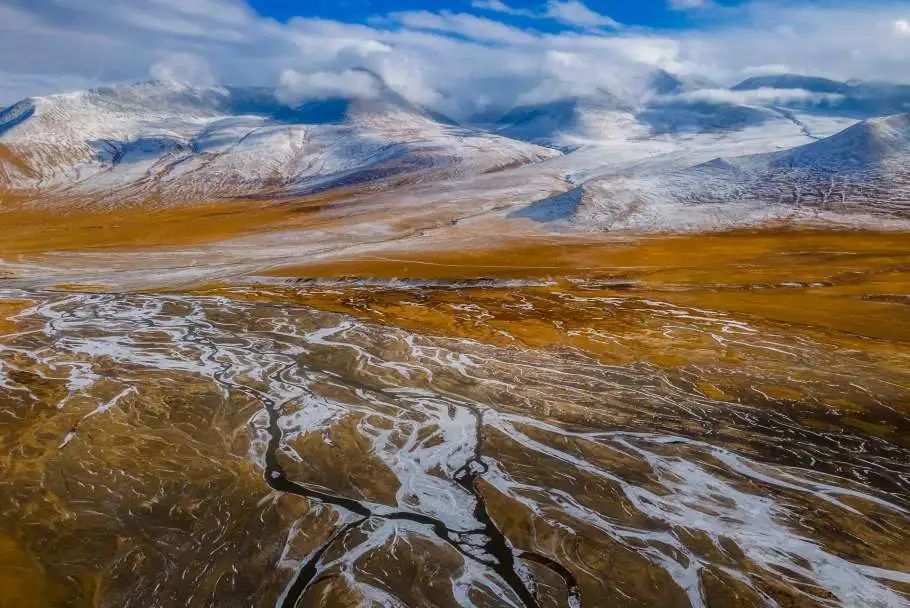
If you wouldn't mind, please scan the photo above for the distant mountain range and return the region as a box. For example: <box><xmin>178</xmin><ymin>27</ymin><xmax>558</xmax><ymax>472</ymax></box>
<box><xmin>1</xmin><ymin>71</ymin><xmax>908</xmax><ymax>231</ymax></box>
<box><xmin>569</xmin><ymin>113</ymin><xmax>910</xmax><ymax>231</ymax></box>
<box><xmin>732</xmin><ymin>73</ymin><xmax>910</xmax><ymax>117</ymax></box>
<box><xmin>0</xmin><ymin>75</ymin><xmax>555</xmax><ymax>204</ymax></box>
<box><xmin>490</xmin><ymin>72</ymin><xmax>910</xmax><ymax>149</ymax></box>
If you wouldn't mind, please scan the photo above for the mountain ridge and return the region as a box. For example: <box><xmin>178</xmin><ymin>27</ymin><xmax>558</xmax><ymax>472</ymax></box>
<box><xmin>0</xmin><ymin>78</ymin><xmax>556</xmax><ymax>204</ymax></box>
<box><xmin>569</xmin><ymin>112</ymin><xmax>910</xmax><ymax>231</ymax></box>
<box><xmin>2</xmin><ymin>74</ymin><xmax>909</xmax><ymax>232</ymax></box>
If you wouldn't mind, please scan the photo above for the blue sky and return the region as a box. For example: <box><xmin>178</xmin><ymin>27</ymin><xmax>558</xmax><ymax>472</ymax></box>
<box><xmin>1</xmin><ymin>0</ymin><xmax>909</xmax><ymax>110</ymax></box>
<box><xmin>248</xmin><ymin>0</ymin><xmax>743</xmax><ymax>29</ymax></box>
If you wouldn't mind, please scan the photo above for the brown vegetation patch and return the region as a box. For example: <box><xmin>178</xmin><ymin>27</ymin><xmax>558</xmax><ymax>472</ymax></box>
<box><xmin>0</xmin><ymin>191</ymin><xmax>359</xmax><ymax>255</ymax></box>
<box><xmin>0</xmin><ymin>144</ymin><xmax>36</xmax><ymax>180</ymax></box>
<box><xmin>0</xmin><ymin>300</ymin><xmax>31</xmax><ymax>334</ymax></box>
<box><xmin>262</xmin><ymin>229</ymin><xmax>910</xmax><ymax>342</ymax></box>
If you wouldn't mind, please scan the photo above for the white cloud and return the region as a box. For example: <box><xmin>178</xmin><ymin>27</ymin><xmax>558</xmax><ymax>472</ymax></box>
<box><xmin>390</xmin><ymin>11</ymin><xmax>537</xmax><ymax>44</ymax></box>
<box><xmin>671</xmin><ymin>87</ymin><xmax>844</xmax><ymax>106</ymax></box>
<box><xmin>149</xmin><ymin>52</ymin><xmax>215</xmax><ymax>86</ymax></box>
<box><xmin>0</xmin><ymin>0</ymin><xmax>909</xmax><ymax>117</ymax></box>
<box><xmin>668</xmin><ymin>0</ymin><xmax>717</xmax><ymax>10</ymax></box>
<box><xmin>275</xmin><ymin>69</ymin><xmax>381</xmax><ymax>105</ymax></box>
<box><xmin>675</xmin><ymin>2</ymin><xmax>910</xmax><ymax>85</ymax></box>
<box><xmin>740</xmin><ymin>64</ymin><xmax>794</xmax><ymax>77</ymax></box>
<box><xmin>895</xmin><ymin>19</ymin><xmax>910</xmax><ymax>36</ymax></box>
<box><xmin>544</xmin><ymin>0</ymin><xmax>620</xmax><ymax>28</ymax></box>
<box><xmin>470</xmin><ymin>0</ymin><xmax>619</xmax><ymax>29</ymax></box>
<box><xmin>470</xmin><ymin>0</ymin><xmax>533</xmax><ymax>17</ymax></box>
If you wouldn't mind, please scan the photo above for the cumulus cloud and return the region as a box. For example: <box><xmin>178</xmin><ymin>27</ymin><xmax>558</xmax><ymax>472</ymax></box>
<box><xmin>275</xmin><ymin>69</ymin><xmax>381</xmax><ymax>105</ymax></box>
<box><xmin>668</xmin><ymin>0</ymin><xmax>716</xmax><ymax>10</ymax></box>
<box><xmin>0</xmin><ymin>0</ymin><xmax>909</xmax><ymax>118</ymax></box>
<box><xmin>389</xmin><ymin>11</ymin><xmax>537</xmax><ymax>44</ymax></box>
<box><xmin>149</xmin><ymin>52</ymin><xmax>215</xmax><ymax>86</ymax></box>
<box><xmin>470</xmin><ymin>0</ymin><xmax>534</xmax><ymax>18</ymax></box>
<box><xmin>543</xmin><ymin>0</ymin><xmax>621</xmax><ymax>28</ymax></box>
<box><xmin>470</xmin><ymin>0</ymin><xmax>618</xmax><ymax>28</ymax></box>
<box><xmin>680</xmin><ymin>4</ymin><xmax>910</xmax><ymax>85</ymax></box>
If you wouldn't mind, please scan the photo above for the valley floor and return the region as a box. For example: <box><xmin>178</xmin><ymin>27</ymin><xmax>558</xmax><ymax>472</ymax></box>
<box><xmin>0</xmin><ymin>201</ymin><xmax>908</xmax><ymax>607</ymax></box>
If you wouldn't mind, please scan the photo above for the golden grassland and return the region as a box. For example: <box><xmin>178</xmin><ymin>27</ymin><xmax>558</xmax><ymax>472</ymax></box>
<box><xmin>1</xmin><ymin>201</ymin><xmax>909</xmax><ymax>606</ymax></box>
<box><xmin>0</xmin><ymin>300</ymin><xmax>31</xmax><ymax>334</ymax></box>
<box><xmin>0</xmin><ymin>531</ymin><xmax>88</xmax><ymax>608</ymax></box>
<box><xmin>0</xmin><ymin>193</ymin><xmax>362</xmax><ymax>255</ymax></box>
<box><xmin>0</xmin><ymin>145</ymin><xmax>37</xmax><ymax>179</ymax></box>
<box><xmin>2</xmin><ymin>197</ymin><xmax>909</xmax><ymax>393</ymax></box>
<box><xmin>185</xmin><ymin>228</ymin><xmax>910</xmax><ymax>419</ymax></box>
<box><xmin>1</xmin><ymin>193</ymin><xmax>907</xmax><ymax>345</ymax></box>
<box><xmin>199</xmin><ymin>280</ymin><xmax>910</xmax><ymax>415</ymax></box>
<box><xmin>261</xmin><ymin>229</ymin><xmax>910</xmax><ymax>342</ymax></box>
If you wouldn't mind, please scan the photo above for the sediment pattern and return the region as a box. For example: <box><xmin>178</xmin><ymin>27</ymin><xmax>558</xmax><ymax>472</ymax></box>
<box><xmin>1</xmin><ymin>288</ymin><xmax>908</xmax><ymax>607</ymax></box>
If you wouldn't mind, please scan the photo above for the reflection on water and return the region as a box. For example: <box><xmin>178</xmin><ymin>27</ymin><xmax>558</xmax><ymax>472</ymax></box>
<box><xmin>0</xmin><ymin>288</ymin><xmax>908</xmax><ymax>607</ymax></box>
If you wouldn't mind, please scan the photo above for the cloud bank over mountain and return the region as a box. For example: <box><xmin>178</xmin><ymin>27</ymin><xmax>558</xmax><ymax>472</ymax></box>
<box><xmin>1</xmin><ymin>0</ymin><xmax>909</xmax><ymax>118</ymax></box>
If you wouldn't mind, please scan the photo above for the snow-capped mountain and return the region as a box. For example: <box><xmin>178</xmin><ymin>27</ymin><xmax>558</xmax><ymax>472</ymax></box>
<box><xmin>491</xmin><ymin>93</ymin><xmax>765</xmax><ymax>151</ymax></box>
<box><xmin>486</xmin><ymin>74</ymin><xmax>864</xmax><ymax>150</ymax></box>
<box><xmin>483</xmin><ymin>69</ymin><xmax>722</xmax><ymax>149</ymax></box>
<box><xmin>638</xmin><ymin>97</ymin><xmax>780</xmax><ymax>135</ymax></box>
<box><xmin>2</xmin><ymin>71</ymin><xmax>909</xmax><ymax>232</ymax></box>
<box><xmin>732</xmin><ymin>73</ymin><xmax>910</xmax><ymax>118</ymax></box>
<box><xmin>571</xmin><ymin>113</ymin><xmax>910</xmax><ymax>231</ymax></box>
<box><xmin>680</xmin><ymin>113</ymin><xmax>910</xmax><ymax>209</ymax></box>
<box><xmin>493</xmin><ymin>91</ymin><xmax>645</xmax><ymax>149</ymax></box>
<box><xmin>0</xmin><ymin>77</ymin><xmax>558</xmax><ymax>204</ymax></box>
<box><xmin>483</xmin><ymin>72</ymin><xmax>910</xmax><ymax>154</ymax></box>
<box><xmin>732</xmin><ymin>74</ymin><xmax>852</xmax><ymax>95</ymax></box>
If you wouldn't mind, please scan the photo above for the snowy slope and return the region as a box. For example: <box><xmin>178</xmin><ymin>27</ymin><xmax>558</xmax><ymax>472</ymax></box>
<box><xmin>489</xmin><ymin>72</ymin><xmax>910</xmax><ymax>153</ymax></box>
<box><xmin>732</xmin><ymin>74</ymin><xmax>852</xmax><ymax>95</ymax></box>
<box><xmin>490</xmin><ymin>79</ymin><xmax>856</xmax><ymax>151</ymax></box>
<box><xmin>732</xmin><ymin>73</ymin><xmax>910</xmax><ymax>117</ymax></box>
<box><xmin>3</xmin><ymin>72</ymin><xmax>909</xmax><ymax>233</ymax></box>
<box><xmin>493</xmin><ymin>91</ymin><xmax>645</xmax><ymax>149</ymax></box>
<box><xmin>570</xmin><ymin>113</ymin><xmax>910</xmax><ymax>231</ymax></box>
<box><xmin>0</xmin><ymin>78</ymin><xmax>558</xmax><ymax>204</ymax></box>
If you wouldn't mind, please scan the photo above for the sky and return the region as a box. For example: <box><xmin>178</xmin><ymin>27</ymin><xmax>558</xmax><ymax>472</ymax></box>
<box><xmin>245</xmin><ymin>0</ymin><xmax>747</xmax><ymax>29</ymax></box>
<box><xmin>1</xmin><ymin>0</ymin><xmax>909</xmax><ymax>116</ymax></box>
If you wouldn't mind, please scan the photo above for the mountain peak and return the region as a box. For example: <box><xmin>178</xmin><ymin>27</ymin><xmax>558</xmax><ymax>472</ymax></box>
<box><xmin>732</xmin><ymin>74</ymin><xmax>851</xmax><ymax>95</ymax></box>
<box><xmin>0</xmin><ymin>76</ymin><xmax>552</xmax><ymax>202</ymax></box>
<box><xmin>773</xmin><ymin>111</ymin><xmax>910</xmax><ymax>169</ymax></box>
<box><xmin>0</xmin><ymin>76</ymin><xmax>453</xmax><ymax>131</ymax></box>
